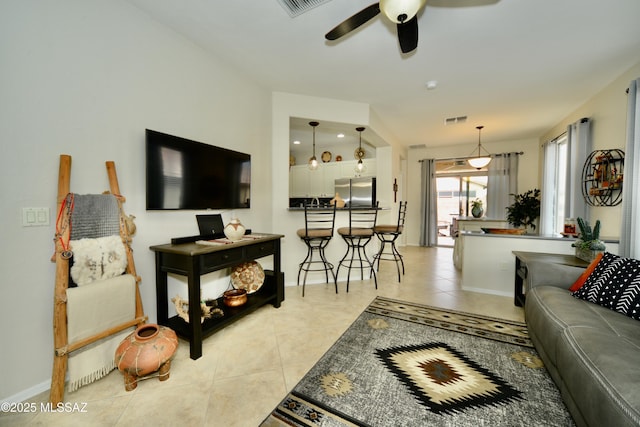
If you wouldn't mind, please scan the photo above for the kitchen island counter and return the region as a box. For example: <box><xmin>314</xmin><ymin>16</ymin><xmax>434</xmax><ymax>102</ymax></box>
<box><xmin>458</xmin><ymin>231</ymin><xmax>619</xmax><ymax>299</ymax></box>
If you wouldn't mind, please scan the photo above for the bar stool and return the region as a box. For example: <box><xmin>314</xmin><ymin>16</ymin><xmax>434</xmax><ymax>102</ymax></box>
<box><xmin>372</xmin><ymin>201</ymin><xmax>407</xmax><ymax>282</ymax></box>
<box><xmin>296</xmin><ymin>203</ymin><xmax>337</xmax><ymax>297</ymax></box>
<box><xmin>336</xmin><ymin>202</ymin><xmax>379</xmax><ymax>292</ymax></box>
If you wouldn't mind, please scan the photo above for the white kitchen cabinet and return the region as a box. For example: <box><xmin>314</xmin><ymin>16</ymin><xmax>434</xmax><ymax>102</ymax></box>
<box><xmin>322</xmin><ymin>162</ymin><xmax>342</xmax><ymax>196</ymax></box>
<box><xmin>289</xmin><ymin>159</ymin><xmax>376</xmax><ymax>198</ymax></box>
<box><xmin>290</xmin><ymin>165</ymin><xmax>311</xmax><ymax>197</ymax></box>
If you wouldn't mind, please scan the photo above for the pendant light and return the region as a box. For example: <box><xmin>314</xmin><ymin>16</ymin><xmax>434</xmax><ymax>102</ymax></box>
<box><xmin>354</xmin><ymin>126</ymin><xmax>367</xmax><ymax>174</ymax></box>
<box><xmin>308</xmin><ymin>121</ymin><xmax>319</xmax><ymax>171</ymax></box>
<box><xmin>467</xmin><ymin>125</ymin><xmax>491</xmax><ymax>169</ymax></box>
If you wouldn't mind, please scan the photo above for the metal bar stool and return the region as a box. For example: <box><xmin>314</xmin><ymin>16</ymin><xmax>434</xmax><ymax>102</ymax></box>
<box><xmin>296</xmin><ymin>203</ymin><xmax>337</xmax><ymax>297</ymax></box>
<box><xmin>373</xmin><ymin>201</ymin><xmax>407</xmax><ymax>282</ymax></box>
<box><xmin>336</xmin><ymin>202</ymin><xmax>379</xmax><ymax>292</ymax></box>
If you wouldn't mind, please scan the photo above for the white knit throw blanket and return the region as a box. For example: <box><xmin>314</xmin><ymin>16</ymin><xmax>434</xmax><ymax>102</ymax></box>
<box><xmin>66</xmin><ymin>274</ymin><xmax>136</xmax><ymax>393</ymax></box>
<box><xmin>70</xmin><ymin>236</ymin><xmax>127</xmax><ymax>286</ymax></box>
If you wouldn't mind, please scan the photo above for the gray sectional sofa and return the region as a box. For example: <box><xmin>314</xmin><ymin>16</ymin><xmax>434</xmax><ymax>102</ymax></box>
<box><xmin>524</xmin><ymin>260</ymin><xmax>640</xmax><ymax>427</ymax></box>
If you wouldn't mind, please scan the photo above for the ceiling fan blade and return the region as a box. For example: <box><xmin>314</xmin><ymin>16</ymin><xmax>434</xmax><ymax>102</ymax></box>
<box><xmin>325</xmin><ymin>3</ymin><xmax>380</xmax><ymax>41</ymax></box>
<box><xmin>397</xmin><ymin>15</ymin><xmax>418</xmax><ymax>53</ymax></box>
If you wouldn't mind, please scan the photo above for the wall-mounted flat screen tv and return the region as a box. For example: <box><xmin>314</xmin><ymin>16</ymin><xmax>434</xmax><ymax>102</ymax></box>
<box><xmin>146</xmin><ymin>129</ymin><xmax>251</xmax><ymax>210</ymax></box>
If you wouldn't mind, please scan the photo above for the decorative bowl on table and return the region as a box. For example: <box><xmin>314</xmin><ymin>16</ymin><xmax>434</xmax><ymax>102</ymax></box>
<box><xmin>223</xmin><ymin>289</ymin><xmax>247</xmax><ymax>307</ymax></box>
<box><xmin>230</xmin><ymin>261</ymin><xmax>265</xmax><ymax>294</ymax></box>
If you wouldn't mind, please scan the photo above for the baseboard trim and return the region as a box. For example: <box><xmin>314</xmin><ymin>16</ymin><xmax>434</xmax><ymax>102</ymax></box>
<box><xmin>461</xmin><ymin>286</ymin><xmax>512</xmax><ymax>298</ymax></box>
<box><xmin>2</xmin><ymin>379</ymin><xmax>50</xmax><ymax>404</ymax></box>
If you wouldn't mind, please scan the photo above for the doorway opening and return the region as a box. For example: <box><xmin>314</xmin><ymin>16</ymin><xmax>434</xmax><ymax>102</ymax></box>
<box><xmin>435</xmin><ymin>160</ymin><xmax>488</xmax><ymax>247</ymax></box>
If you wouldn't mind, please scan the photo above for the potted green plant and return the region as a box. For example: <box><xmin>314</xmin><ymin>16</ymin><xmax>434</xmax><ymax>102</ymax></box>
<box><xmin>471</xmin><ymin>199</ymin><xmax>484</xmax><ymax>218</ymax></box>
<box><xmin>506</xmin><ymin>189</ymin><xmax>541</xmax><ymax>233</ymax></box>
<box><xmin>572</xmin><ymin>217</ymin><xmax>606</xmax><ymax>261</ymax></box>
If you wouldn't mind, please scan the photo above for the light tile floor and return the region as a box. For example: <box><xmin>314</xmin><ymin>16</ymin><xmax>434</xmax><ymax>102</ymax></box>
<box><xmin>2</xmin><ymin>246</ymin><xmax>524</xmax><ymax>426</ymax></box>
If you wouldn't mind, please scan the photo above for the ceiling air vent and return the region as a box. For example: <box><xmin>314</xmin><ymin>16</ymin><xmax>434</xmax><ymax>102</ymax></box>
<box><xmin>276</xmin><ymin>0</ymin><xmax>333</xmax><ymax>17</ymax></box>
<box><xmin>444</xmin><ymin>116</ymin><xmax>468</xmax><ymax>125</ymax></box>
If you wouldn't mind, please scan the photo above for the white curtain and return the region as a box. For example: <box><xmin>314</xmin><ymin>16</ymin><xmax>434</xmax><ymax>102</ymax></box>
<box><xmin>419</xmin><ymin>159</ymin><xmax>438</xmax><ymax>247</ymax></box>
<box><xmin>539</xmin><ymin>118</ymin><xmax>591</xmax><ymax>235</ymax></box>
<box><xmin>539</xmin><ymin>140</ymin><xmax>558</xmax><ymax>235</ymax></box>
<box><xmin>620</xmin><ymin>78</ymin><xmax>640</xmax><ymax>258</ymax></box>
<box><xmin>566</xmin><ymin>118</ymin><xmax>591</xmax><ymax>221</ymax></box>
<box><xmin>486</xmin><ymin>153</ymin><xmax>519</xmax><ymax>219</ymax></box>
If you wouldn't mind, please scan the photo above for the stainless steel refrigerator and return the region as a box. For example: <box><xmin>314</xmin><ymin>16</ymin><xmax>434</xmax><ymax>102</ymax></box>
<box><xmin>334</xmin><ymin>177</ymin><xmax>376</xmax><ymax>207</ymax></box>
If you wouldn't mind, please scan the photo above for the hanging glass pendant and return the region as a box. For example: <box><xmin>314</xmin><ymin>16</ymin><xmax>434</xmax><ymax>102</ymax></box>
<box><xmin>308</xmin><ymin>121</ymin><xmax>320</xmax><ymax>171</ymax></box>
<box><xmin>354</xmin><ymin>127</ymin><xmax>367</xmax><ymax>174</ymax></box>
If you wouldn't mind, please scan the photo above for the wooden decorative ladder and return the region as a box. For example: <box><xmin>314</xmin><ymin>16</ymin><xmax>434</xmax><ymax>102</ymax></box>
<box><xmin>50</xmin><ymin>154</ymin><xmax>147</xmax><ymax>404</ymax></box>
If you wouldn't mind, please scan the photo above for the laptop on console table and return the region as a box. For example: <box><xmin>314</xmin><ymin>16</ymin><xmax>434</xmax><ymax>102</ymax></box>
<box><xmin>196</xmin><ymin>214</ymin><xmax>225</xmax><ymax>238</ymax></box>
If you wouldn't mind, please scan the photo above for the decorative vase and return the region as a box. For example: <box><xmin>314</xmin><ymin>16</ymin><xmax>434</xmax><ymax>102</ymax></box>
<box><xmin>471</xmin><ymin>206</ymin><xmax>483</xmax><ymax>218</ymax></box>
<box><xmin>224</xmin><ymin>218</ymin><xmax>246</xmax><ymax>241</ymax></box>
<box><xmin>330</xmin><ymin>192</ymin><xmax>345</xmax><ymax>208</ymax></box>
<box><xmin>115</xmin><ymin>323</ymin><xmax>178</xmax><ymax>391</ymax></box>
<box><xmin>526</xmin><ymin>218</ymin><xmax>540</xmax><ymax>235</ymax></box>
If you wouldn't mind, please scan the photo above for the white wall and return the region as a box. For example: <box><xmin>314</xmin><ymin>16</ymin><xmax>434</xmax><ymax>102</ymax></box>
<box><xmin>405</xmin><ymin>138</ymin><xmax>541</xmax><ymax>246</ymax></box>
<box><xmin>0</xmin><ymin>0</ymin><xmax>270</xmax><ymax>401</ymax></box>
<box><xmin>541</xmin><ymin>61</ymin><xmax>640</xmax><ymax>238</ymax></box>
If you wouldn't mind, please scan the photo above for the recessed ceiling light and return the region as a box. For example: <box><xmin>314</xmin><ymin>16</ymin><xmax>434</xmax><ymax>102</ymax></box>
<box><xmin>337</xmin><ymin>133</ymin><xmax>345</xmax><ymax>138</ymax></box>
<box><xmin>425</xmin><ymin>80</ymin><xmax>438</xmax><ymax>90</ymax></box>
<box><xmin>293</xmin><ymin>140</ymin><xmax>301</xmax><ymax>145</ymax></box>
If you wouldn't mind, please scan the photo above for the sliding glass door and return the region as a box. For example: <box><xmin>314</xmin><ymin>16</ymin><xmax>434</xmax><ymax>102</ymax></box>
<box><xmin>436</xmin><ymin>174</ymin><xmax>488</xmax><ymax>246</ymax></box>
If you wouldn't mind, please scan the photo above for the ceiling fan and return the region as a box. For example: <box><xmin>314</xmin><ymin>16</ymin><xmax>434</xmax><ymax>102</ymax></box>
<box><xmin>325</xmin><ymin>0</ymin><xmax>427</xmax><ymax>53</ymax></box>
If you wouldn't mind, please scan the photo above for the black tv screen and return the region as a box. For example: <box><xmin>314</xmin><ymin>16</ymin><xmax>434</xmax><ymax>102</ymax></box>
<box><xmin>146</xmin><ymin>129</ymin><xmax>251</xmax><ymax>210</ymax></box>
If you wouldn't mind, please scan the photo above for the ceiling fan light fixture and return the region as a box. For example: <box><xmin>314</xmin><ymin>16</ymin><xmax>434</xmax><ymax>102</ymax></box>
<box><xmin>308</xmin><ymin>121</ymin><xmax>320</xmax><ymax>171</ymax></box>
<box><xmin>467</xmin><ymin>125</ymin><xmax>492</xmax><ymax>169</ymax></box>
<box><xmin>380</xmin><ymin>0</ymin><xmax>426</xmax><ymax>23</ymax></box>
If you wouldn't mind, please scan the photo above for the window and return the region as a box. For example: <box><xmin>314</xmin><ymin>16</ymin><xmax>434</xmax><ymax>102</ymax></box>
<box><xmin>541</xmin><ymin>134</ymin><xmax>569</xmax><ymax>235</ymax></box>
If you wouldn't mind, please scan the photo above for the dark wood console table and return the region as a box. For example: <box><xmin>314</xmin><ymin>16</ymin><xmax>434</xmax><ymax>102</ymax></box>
<box><xmin>150</xmin><ymin>233</ymin><xmax>284</xmax><ymax>359</ymax></box>
<box><xmin>512</xmin><ymin>251</ymin><xmax>588</xmax><ymax>307</ymax></box>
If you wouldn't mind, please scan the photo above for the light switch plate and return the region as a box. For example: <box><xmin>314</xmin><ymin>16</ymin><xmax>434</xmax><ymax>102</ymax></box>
<box><xmin>22</xmin><ymin>207</ymin><xmax>50</xmax><ymax>227</ymax></box>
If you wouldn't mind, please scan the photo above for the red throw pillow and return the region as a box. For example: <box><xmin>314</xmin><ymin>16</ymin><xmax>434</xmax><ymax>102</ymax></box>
<box><xmin>569</xmin><ymin>252</ymin><xmax>604</xmax><ymax>292</ymax></box>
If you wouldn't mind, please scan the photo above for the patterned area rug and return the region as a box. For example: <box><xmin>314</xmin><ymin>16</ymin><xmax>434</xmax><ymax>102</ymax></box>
<box><xmin>262</xmin><ymin>297</ymin><xmax>574</xmax><ymax>427</ymax></box>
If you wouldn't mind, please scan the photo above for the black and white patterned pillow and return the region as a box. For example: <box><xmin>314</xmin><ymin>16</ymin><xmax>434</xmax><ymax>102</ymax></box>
<box><xmin>572</xmin><ymin>252</ymin><xmax>640</xmax><ymax>320</ymax></box>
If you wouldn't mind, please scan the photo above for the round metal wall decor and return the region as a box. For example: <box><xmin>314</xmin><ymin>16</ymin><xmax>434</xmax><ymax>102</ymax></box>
<box><xmin>581</xmin><ymin>149</ymin><xmax>624</xmax><ymax>206</ymax></box>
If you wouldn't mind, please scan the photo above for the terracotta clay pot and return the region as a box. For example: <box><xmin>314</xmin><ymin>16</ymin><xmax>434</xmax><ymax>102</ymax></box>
<box><xmin>115</xmin><ymin>323</ymin><xmax>178</xmax><ymax>391</ymax></box>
